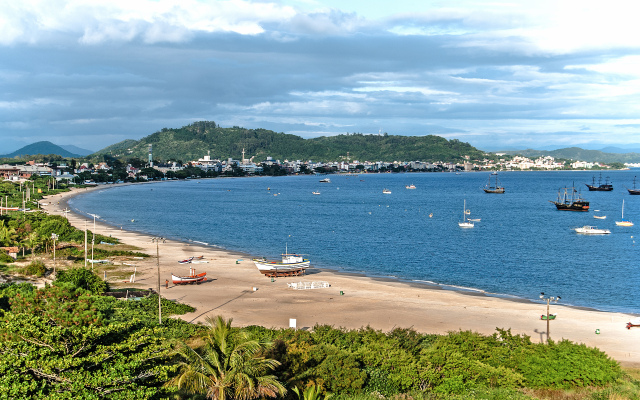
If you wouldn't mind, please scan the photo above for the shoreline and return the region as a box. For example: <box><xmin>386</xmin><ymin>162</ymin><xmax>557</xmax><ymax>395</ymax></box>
<box><xmin>41</xmin><ymin>184</ymin><xmax>640</xmax><ymax>367</ymax></box>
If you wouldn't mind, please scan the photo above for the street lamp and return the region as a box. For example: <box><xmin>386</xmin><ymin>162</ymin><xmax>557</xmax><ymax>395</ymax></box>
<box><xmin>152</xmin><ymin>237</ymin><xmax>164</xmax><ymax>325</ymax></box>
<box><xmin>51</xmin><ymin>233</ymin><xmax>58</xmax><ymax>275</ymax></box>
<box><xmin>540</xmin><ymin>292</ymin><xmax>561</xmax><ymax>343</ymax></box>
<box><xmin>88</xmin><ymin>213</ymin><xmax>100</xmax><ymax>267</ymax></box>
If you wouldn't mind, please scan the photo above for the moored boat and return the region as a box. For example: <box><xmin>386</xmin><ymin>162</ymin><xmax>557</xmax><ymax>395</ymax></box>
<box><xmin>615</xmin><ymin>199</ymin><xmax>633</xmax><ymax>226</ymax></box>
<box><xmin>458</xmin><ymin>199</ymin><xmax>474</xmax><ymax>228</ymax></box>
<box><xmin>585</xmin><ymin>173</ymin><xmax>613</xmax><ymax>191</ymax></box>
<box><xmin>405</xmin><ymin>184</ymin><xmax>416</xmax><ymax>189</ymax></box>
<box><xmin>627</xmin><ymin>176</ymin><xmax>640</xmax><ymax>195</ymax></box>
<box><xmin>574</xmin><ymin>225</ymin><xmax>611</xmax><ymax>234</ymax></box>
<box><xmin>482</xmin><ymin>172</ymin><xmax>505</xmax><ymax>193</ymax></box>
<box><xmin>549</xmin><ymin>185</ymin><xmax>589</xmax><ymax>211</ymax></box>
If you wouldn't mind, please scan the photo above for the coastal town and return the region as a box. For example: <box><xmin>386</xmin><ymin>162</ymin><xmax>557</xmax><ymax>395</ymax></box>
<box><xmin>0</xmin><ymin>149</ymin><xmax>635</xmax><ymax>184</ymax></box>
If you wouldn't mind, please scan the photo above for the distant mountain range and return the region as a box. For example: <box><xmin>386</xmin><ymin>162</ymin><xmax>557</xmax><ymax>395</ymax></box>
<box><xmin>499</xmin><ymin>147</ymin><xmax>640</xmax><ymax>164</ymax></box>
<box><xmin>0</xmin><ymin>141</ymin><xmax>93</xmax><ymax>158</ymax></box>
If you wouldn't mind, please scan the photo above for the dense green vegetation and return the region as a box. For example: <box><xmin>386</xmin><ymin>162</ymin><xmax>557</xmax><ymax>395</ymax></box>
<box><xmin>0</xmin><ymin>275</ymin><xmax>634</xmax><ymax>399</ymax></box>
<box><xmin>93</xmin><ymin>121</ymin><xmax>489</xmax><ymax>163</ymax></box>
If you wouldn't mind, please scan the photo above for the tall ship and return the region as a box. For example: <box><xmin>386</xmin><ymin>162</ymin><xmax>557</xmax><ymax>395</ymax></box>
<box><xmin>585</xmin><ymin>173</ymin><xmax>613</xmax><ymax>191</ymax></box>
<box><xmin>550</xmin><ymin>185</ymin><xmax>589</xmax><ymax>211</ymax></box>
<box><xmin>482</xmin><ymin>172</ymin><xmax>504</xmax><ymax>194</ymax></box>
<box><xmin>627</xmin><ymin>176</ymin><xmax>640</xmax><ymax>195</ymax></box>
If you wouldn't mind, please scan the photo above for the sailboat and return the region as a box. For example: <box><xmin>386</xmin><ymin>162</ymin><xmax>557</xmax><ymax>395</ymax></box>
<box><xmin>615</xmin><ymin>200</ymin><xmax>633</xmax><ymax>226</ymax></box>
<box><xmin>482</xmin><ymin>172</ymin><xmax>505</xmax><ymax>193</ymax></box>
<box><xmin>458</xmin><ymin>199</ymin><xmax>474</xmax><ymax>228</ymax></box>
<box><xmin>585</xmin><ymin>173</ymin><xmax>613</xmax><ymax>191</ymax></box>
<box><xmin>549</xmin><ymin>184</ymin><xmax>589</xmax><ymax>211</ymax></box>
<box><xmin>627</xmin><ymin>176</ymin><xmax>640</xmax><ymax>195</ymax></box>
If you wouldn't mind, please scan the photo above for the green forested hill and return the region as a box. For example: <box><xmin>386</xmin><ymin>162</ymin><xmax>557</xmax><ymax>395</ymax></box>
<box><xmin>92</xmin><ymin>121</ymin><xmax>487</xmax><ymax>163</ymax></box>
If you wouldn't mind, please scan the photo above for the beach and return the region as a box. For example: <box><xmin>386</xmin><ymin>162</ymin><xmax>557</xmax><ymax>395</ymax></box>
<box><xmin>41</xmin><ymin>186</ymin><xmax>640</xmax><ymax>367</ymax></box>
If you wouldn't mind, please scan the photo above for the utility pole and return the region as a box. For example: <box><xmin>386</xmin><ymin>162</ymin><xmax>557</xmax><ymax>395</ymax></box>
<box><xmin>540</xmin><ymin>292</ymin><xmax>561</xmax><ymax>343</ymax></box>
<box><xmin>152</xmin><ymin>237</ymin><xmax>164</xmax><ymax>325</ymax></box>
<box><xmin>84</xmin><ymin>221</ymin><xmax>88</xmax><ymax>268</ymax></box>
<box><xmin>51</xmin><ymin>233</ymin><xmax>58</xmax><ymax>275</ymax></box>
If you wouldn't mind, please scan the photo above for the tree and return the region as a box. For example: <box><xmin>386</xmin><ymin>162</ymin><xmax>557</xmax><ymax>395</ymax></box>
<box><xmin>167</xmin><ymin>315</ymin><xmax>286</xmax><ymax>400</ymax></box>
<box><xmin>0</xmin><ymin>312</ymin><xmax>174</xmax><ymax>399</ymax></box>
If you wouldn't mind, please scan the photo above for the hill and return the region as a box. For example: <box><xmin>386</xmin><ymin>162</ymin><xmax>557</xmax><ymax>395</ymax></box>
<box><xmin>1</xmin><ymin>141</ymin><xmax>84</xmax><ymax>158</ymax></box>
<box><xmin>500</xmin><ymin>147</ymin><xmax>640</xmax><ymax>163</ymax></box>
<box><xmin>92</xmin><ymin>121</ymin><xmax>488</xmax><ymax>163</ymax></box>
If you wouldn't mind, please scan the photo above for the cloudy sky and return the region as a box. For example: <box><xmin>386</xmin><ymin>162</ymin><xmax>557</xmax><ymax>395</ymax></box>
<box><xmin>2</xmin><ymin>0</ymin><xmax>640</xmax><ymax>154</ymax></box>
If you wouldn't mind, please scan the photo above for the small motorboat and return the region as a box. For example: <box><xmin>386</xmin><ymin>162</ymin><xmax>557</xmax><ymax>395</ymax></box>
<box><xmin>593</xmin><ymin>215</ymin><xmax>606</xmax><ymax>220</ymax></box>
<box><xmin>382</xmin><ymin>188</ymin><xmax>392</xmax><ymax>194</ymax></box>
<box><xmin>574</xmin><ymin>226</ymin><xmax>611</xmax><ymax>235</ymax></box>
<box><xmin>405</xmin><ymin>184</ymin><xmax>416</xmax><ymax>189</ymax></box>
<box><xmin>312</xmin><ymin>191</ymin><xmax>320</xmax><ymax>195</ymax></box>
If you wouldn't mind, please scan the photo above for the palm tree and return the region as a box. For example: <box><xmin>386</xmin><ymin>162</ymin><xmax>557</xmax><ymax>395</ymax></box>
<box><xmin>167</xmin><ymin>315</ymin><xmax>287</xmax><ymax>400</ymax></box>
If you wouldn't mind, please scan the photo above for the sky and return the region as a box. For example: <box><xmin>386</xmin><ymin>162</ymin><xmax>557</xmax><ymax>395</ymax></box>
<box><xmin>2</xmin><ymin>0</ymin><xmax>640</xmax><ymax>154</ymax></box>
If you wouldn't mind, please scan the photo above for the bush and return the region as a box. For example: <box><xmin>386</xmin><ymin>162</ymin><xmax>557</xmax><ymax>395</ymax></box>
<box><xmin>0</xmin><ymin>251</ymin><xmax>14</xmax><ymax>264</ymax></box>
<box><xmin>55</xmin><ymin>267</ymin><xmax>109</xmax><ymax>294</ymax></box>
<box><xmin>23</xmin><ymin>260</ymin><xmax>46</xmax><ymax>277</ymax></box>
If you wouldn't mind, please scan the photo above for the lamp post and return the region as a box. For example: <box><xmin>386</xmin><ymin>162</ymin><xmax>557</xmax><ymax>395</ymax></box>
<box><xmin>152</xmin><ymin>237</ymin><xmax>164</xmax><ymax>325</ymax></box>
<box><xmin>540</xmin><ymin>292</ymin><xmax>561</xmax><ymax>343</ymax></box>
<box><xmin>88</xmin><ymin>213</ymin><xmax>100</xmax><ymax>268</ymax></box>
<box><xmin>51</xmin><ymin>233</ymin><xmax>58</xmax><ymax>275</ymax></box>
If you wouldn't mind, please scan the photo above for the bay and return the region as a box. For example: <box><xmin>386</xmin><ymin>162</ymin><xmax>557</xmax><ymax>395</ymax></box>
<box><xmin>69</xmin><ymin>170</ymin><xmax>640</xmax><ymax>314</ymax></box>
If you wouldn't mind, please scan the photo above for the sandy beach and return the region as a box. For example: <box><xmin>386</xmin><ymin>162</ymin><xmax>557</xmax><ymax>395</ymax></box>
<box><xmin>40</xmin><ymin>185</ymin><xmax>640</xmax><ymax>367</ymax></box>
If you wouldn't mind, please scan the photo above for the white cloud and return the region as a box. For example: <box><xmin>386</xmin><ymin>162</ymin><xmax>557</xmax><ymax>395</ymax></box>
<box><xmin>0</xmin><ymin>0</ymin><xmax>298</xmax><ymax>45</ymax></box>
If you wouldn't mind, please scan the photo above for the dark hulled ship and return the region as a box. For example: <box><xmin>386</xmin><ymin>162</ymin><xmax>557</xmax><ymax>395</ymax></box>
<box><xmin>550</xmin><ymin>185</ymin><xmax>589</xmax><ymax>211</ymax></box>
<box><xmin>585</xmin><ymin>173</ymin><xmax>613</xmax><ymax>191</ymax></box>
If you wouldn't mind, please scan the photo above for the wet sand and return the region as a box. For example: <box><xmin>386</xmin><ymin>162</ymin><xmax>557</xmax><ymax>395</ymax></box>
<box><xmin>41</xmin><ymin>186</ymin><xmax>640</xmax><ymax>366</ymax></box>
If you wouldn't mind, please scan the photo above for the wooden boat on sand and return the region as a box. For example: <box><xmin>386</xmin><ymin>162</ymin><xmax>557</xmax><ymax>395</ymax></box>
<box><xmin>172</xmin><ymin>270</ymin><xmax>207</xmax><ymax>285</ymax></box>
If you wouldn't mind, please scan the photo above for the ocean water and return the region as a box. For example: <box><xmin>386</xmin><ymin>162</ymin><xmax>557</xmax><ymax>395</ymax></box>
<box><xmin>69</xmin><ymin>170</ymin><xmax>640</xmax><ymax>314</ymax></box>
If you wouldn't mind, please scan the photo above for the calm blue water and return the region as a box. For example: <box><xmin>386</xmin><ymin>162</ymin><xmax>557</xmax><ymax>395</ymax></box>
<box><xmin>69</xmin><ymin>170</ymin><xmax>640</xmax><ymax>314</ymax></box>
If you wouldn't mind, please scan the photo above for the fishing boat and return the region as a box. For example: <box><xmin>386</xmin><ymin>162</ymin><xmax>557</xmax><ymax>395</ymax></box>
<box><xmin>482</xmin><ymin>172</ymin><xmax>505</xmax><ymax>193</ymax></box>
<box><xmin>405</xmin><ymin>184</ymin><xmax>416</xmax><ymax>189</ymax></box>
<box><xmin>615</xmin><ymin>199</ymin><xmax>633</xmax><ymax>226</ymax></box>
<box><xmin>171</xmin><ymin>271</ymin><xmax>207</xmax><ymax>285</ymax></box>
<box><xmin>574</xmin><ymin>226</ymin><xmax>611</xmax><ymax>234</ymax></box>
<box><xmin>626</xmin><ymin>176</ymin><xmax>640</xmax><ymax>195</ymax></box>
<box><xmin>549</xmin><ymin>185</ymin><xmax>589</xmax><ymax>211</ymax></box>
<box><xmin>319</xmin><ymin>178</ymin><xmax>331</xmax><ymax>183</ymax></box>
<box><xmin>382</xmin><ymin>188</ymin><xmax>392</xmax><ymax>194</ymax></box>
<box><xmin>252</xmin><ymin>245</ymin><xmax>311</xmax><ymax>274</ymax></box>
<box><xmin>458</xmin><ymin>199</ymin><xmax>474</xmax><ymax>228</ymax></box>
<box><xmin>585</xmin><ymin>173</ymin><xmax>613</xmax><ymax>191</ymax></box>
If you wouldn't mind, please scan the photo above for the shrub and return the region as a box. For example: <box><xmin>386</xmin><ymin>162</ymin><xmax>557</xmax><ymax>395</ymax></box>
<box><xmin>55</xmin><ymin>267</ymin><xmax>109</xmax><ymax>294</ymax></box>
<box><xmin>0</xmin><ymin>251</ymin><xmax>14</xmax><ymax>264</ymax></box>
<box><xmin>23</xmin><ymin>260</ymin><xmax>46</xmax><ymax>277</ymax></box>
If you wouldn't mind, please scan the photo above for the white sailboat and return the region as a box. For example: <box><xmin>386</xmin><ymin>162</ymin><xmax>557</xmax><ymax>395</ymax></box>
<box><xmin>458</xmin><ymin>199</ymin><xmax>474</xmax><ymax>228</ymax></box>
<box><xmin>615</xmin><ymin>199</ymin><xmax>634</xmax><ymax>226</ymax></box>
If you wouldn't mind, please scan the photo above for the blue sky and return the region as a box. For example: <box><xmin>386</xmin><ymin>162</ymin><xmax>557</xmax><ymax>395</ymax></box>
<box><xmin>2</xmin><ymin>0</ymin><xmax>640</xmax><ymax>154</ymax></box>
